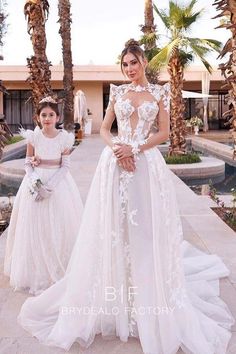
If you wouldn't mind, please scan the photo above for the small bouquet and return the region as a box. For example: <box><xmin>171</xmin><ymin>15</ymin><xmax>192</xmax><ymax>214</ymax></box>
<box><xmin>189</xmin><ymin>116</ymin><xmax>203</xmax><ymax>127</ymax></box>
<box><xmin>28</xmin><ymin>174</ymin><xmax>43</xmax><ymax>200</ymax></box>
<box><xmin>185</xmin><ymin>119</ymin><xmax>192</xmax><ymax>128</ymax></box>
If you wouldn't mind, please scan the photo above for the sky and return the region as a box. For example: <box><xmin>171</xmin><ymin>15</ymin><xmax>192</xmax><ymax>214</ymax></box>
<box><xmin>0</xmin><ymin>0</ymin><xmax>230</xmax><ymax>66</ymax></box>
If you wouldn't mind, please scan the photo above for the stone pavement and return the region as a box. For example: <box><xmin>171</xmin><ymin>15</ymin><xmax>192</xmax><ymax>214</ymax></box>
<box><xmin>197</xmin><ymin>130</ymin><xmax>232</xmax><ymax>143</ymax></box>
<box><xmin>0</xmin><ymin>135</ymin><xmax>236</xmax><ymax>354</ymax></box>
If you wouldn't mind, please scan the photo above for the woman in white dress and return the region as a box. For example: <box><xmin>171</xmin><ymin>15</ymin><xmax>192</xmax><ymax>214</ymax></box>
<box><xmin>18</xmin><ymin>41</ymin><xmax>234</xmax><ymax>353</ymax></box>
<box><xmin>4</xmin><ymin>97</ymin><xmax>83</xmax><ymax>295</ymax></box>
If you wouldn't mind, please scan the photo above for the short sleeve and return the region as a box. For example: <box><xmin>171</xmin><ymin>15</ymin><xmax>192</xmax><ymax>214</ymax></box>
<box><xmin>160</xmin><ymin>83</ymin><xmax>170</xmax><ymax>113</ymax></box>
<box><xmin>60</xmin><ymin>130</ymin><xmax>75</xmax><ymax>152</ymax></box>
<box><xmin>106</xmin><ymin>84</ymin><xmax>117</xmax><ymax>112</ymax></box>
<box><xmin>19</xmin><ymin>126</ymin><xmax>40</xmax><ymax>146</ymax></box>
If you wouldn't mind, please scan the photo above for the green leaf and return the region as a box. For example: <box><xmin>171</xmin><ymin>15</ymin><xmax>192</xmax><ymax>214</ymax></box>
<box><xmin>153</xmin><ymin>3</ymin><xmax>170</xmax><ymax>29</ymax></box>
<box><xmin>199</xmin><ymin>38</ymin><xmax>222</xmax><ymax>52</ymax></box>
<box><xmin>148</xmin><ymin>1</ymin><xmax>220</xmax><ymax>72</ymax></box>
<box><xmin>187</xmin><ymin>39</ymin><xmax>213</xmax><ymax>72</ymax></box>
<box><xmin>149</xmin><ymin>38</ymin><xmax>180</xmax><ymax>69</ymax></box>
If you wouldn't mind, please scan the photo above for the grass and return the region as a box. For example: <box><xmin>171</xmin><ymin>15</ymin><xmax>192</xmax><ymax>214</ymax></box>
<box><xmin>164</xmin><ymin>153</ymin><xmax>201</xmax><ymax>164</ymax></box>
<box><xmin>6</xmin><ymin>136</ymin><xmax>24</xmax><ymax>145</ymax></box>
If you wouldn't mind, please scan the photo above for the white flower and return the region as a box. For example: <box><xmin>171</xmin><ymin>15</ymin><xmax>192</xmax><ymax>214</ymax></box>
<box><xmin>189</xmin><ymin>116</ymin><xmax>203</xmax><ymax>127</ymax></box>
<box><xmin>116</xmin><ymin>99</ymin><xmax>134</xmax><ymax>120</ymax></box>
<box><xmin>129</xmin><ymin>209</ymin><xmax>138</xmax><ymax>226</ymax></box>
<box><xmin>138</xmin><ymin>101</ymin><xmax>158</xmax><ymax>122</ymax></box>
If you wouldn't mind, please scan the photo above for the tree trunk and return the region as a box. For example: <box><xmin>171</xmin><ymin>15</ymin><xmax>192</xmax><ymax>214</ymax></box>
<box><xmin>141</xmin><ymin>0</ymin><xmax>158</xmax><ymax>84</ymax></box>
<box><xmin>214</xmin><ymin>0</ymin><xmax>236</xmax><ymax>158</ymax></box>
<box><xmin>0</xmin><ymin>0</ymin><xmax>8</xmax><ymax>60</ymax></box>
<box><xmin>58</xmin><ymin>0</ymin><xmax>74</xmax><ymax>132</ymax></box>
<box><xmin>142</xmin><ymin>0</ymin><xmax>155</xmax><ymax>50</ymax></box>
<box><xmin>168</xmin><ymin>50</ymin><xmax>186</xmax><ymax>155</ymax></box>
<box><xmin>24</xmin><ymin>0</ymin><xmax>52</xmax><ymax>116</ymax></box>
<box><xmin>0</xmin><ymin>1</ymin><xmax>12</xmax><ymax>157</ymax></box>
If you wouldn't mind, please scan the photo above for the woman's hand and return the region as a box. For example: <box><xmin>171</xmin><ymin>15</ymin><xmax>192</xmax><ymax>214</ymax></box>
<box><xmin>113</xmin><ymin>144</ymin><xmax>133</xmax><ymax>160</ymax></box>
<box><xmin>117</xmin><ymin>156</ymin><xmax>136</xmax><ymax>172</ymax></box>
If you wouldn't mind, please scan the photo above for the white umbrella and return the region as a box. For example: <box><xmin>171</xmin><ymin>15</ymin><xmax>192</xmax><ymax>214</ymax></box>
<box><xmin>202</xmin><ymin>71</ymin><xmax>210</xmax><ymax>132</ymax></box>
<box><xmin>74</xmin><ymin>90</ymin><xmax>88</xmax><ymax>127</ymax></box>
<box><xmin>182</xmin><ymin>90</ymin><xmax>213</xmax><ymax>98</ymax></box>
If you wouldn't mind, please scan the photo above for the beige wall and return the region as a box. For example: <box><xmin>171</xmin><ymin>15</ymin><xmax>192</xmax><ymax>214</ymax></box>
<box><xmin>1</xmin><ymin>80</ymin><xmax>104</xmax><ymax>133</ymax></box>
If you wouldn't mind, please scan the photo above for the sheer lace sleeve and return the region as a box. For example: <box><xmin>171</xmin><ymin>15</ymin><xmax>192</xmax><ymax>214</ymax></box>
<box><xmin>60</xmin><ymin>130</ymin><xmax>75</xmax><ymax>152</ymax></box>
<box><xmin>147</xmin><ymin>83</ymin><xmax>170</xmax><ymax>134</ymax></box>
<box><xmin>106</xmin><ymin>84</ymin><xmax>117</xmax><ymax>112</ymax></box>
<box><xmin>149</xmin><ymin>117</ymin><xmax>159</xmax><ymax>134</ymax></box>
<box><xmin>158</xmin><ymin>91</ymin><xmax>170</xmax><ymax>137</ymax></box>
<box><xmin>160</xmin><ymin>82</ymin><xmax>170</xmax><ymax>113</ymax></box>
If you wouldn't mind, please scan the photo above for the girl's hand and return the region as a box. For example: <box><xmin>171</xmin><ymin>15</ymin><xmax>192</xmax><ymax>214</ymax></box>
<box><xmin>118</xmin><ymin>156</ymin><xmax>136</xmax><ymax>172</ymax></box>
<box><xmin>35</xmin><ymin>185</ymin><xmax>52</xmax><ymax>201</ymax></box>
<box><xmin>31</xmin><ymin>156</ymin><xmax>41</xmax><ymax>167</ymax></box>
<box><xmin>113</xmin><ymin>144</ymin><xmax>133</xmax><ymax>160</ymax></box>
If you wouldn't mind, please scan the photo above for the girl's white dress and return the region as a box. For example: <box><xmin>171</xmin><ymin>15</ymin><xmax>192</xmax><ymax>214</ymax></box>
<box><xmin>18</xmin><ymin>84</ymin><xmax>234</xmax><ymax>354</ymax></box>
<box><xmin>4</xmin><ymin>127</ymin><xmax>83</xmax><ymax>295</ymax></box>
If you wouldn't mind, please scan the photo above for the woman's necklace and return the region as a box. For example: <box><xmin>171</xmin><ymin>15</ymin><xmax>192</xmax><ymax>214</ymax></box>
<box><xmin>128</xmin><ymin>82</ymin><xmax>152</xmax><ymax>92</ymax></box>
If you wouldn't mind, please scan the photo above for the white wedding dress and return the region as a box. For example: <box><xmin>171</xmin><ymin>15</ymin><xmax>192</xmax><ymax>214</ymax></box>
<box><xmin>18</xmin><ymin>84</ymin><xmax>234</xmax><ymax>354</ymax></box>
<box><xmin>4</xmin><ymin>127</ymin><xmax>83</xmax><ymax>295</ymax></box>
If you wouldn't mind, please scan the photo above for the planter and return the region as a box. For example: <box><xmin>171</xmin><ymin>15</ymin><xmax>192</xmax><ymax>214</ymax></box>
<box><xmin>194</xmin><ymin>126</ymin><xmax>199</xmax><ymax>135</ymax></box>
<box><xmin>84</xmin><ymin>118</ymin><xmax>92</xmax><ymax>135</ymax></box>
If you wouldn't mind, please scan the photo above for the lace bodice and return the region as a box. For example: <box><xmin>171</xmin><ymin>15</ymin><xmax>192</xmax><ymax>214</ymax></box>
<box><xmin>21</xmin><ymin>126</ymin><xmax>74</xmax><ymax>159</ymax></box>
<box><xmin>108</xmin><ymin>83</ymin><xmax>170</xmax><ymax>145</ymax></box>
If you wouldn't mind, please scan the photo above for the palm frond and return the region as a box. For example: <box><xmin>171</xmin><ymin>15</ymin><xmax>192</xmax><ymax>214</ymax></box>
<box><xmin>153</xmin><ymin>3</ymin><xmax>170</xmax><ymax>29</ymax></box>
<box><xmin>140</xmin><ymin>32</ymin><xmax>158</xmax><ymax>46</ymax></box>
<box><xmin>181</xmin><ymin>11</ymin><xmax>202</xmax><ymax>29</ymax></box>
<box><xmin>179</xmin><ymin>50</ymin><xmax>194</xmax><ymax>67</ymax></box>
<box><xmin>164</xmin><ymin>1</ymin><xmax>202</xmax><ymax>31</ymax></box>
<box><xmin>188</xmin><ymin>0</ymin><xmax>198</xmax><ymax>11</ymax></box>
<box><xmin>145</xmin><ymin>47</ymin><xmax>160</xmax><ymax>61</ymax></box>
<box><xmin>199</xmin><ymin>38</ymin><xmax>222</xmax><ymax>52</ymax></box>
<box><xmin>187</xmin><ymin>37</ymin><xmax>222</xmax><ymax>53</ymax></box>
<box><xmin>150</xmin><ymin>1</ymin><xmax>220</xmax><ymax>74</ymax></box>
<box><xmin>148</xmin><ymin>38</ymin><xmax>180</xmax><ymax>70</ymax></box>
<box><xmin>197</xmin><ymin>57</ymin><xmax>212</xmax><ymax>73</ymax></box>
<box><xmin>169</xmin><ymin>1</ymin><xmax>182</xmax><ymax>21</ymax></box>
<box><xmin>169</xmin><ymin>2</ymin><xmax>185</xmax><ymax>29</ymax></box>
<box><xmin>187</xmin><ymin>40</ymin><xmax>213</xmax><ymax>72</ymax></box>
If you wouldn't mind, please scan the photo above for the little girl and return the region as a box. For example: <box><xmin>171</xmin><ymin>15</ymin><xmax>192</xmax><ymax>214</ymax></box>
<box><xmin>4</xmin><ymin>97</ymin><xmax>83</xmax><ymax>295</ymax></box>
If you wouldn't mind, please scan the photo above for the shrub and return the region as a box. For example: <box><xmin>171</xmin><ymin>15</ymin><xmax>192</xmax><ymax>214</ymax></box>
<box><xmin>164</xmin><ymin>153</ymin><xmax>201</xmax><ymax>164</ymax></box>
<box><xmin>6</xmin><ymin>136</ymin><xmax>24</xmax><ymax>145</ymax></box>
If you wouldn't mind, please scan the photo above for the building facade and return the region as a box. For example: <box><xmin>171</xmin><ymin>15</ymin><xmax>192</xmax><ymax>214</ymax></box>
<box><xmin>0</xmin><ymin>64</ymin><xmax>229</xmax><ymax>133</ymax></box>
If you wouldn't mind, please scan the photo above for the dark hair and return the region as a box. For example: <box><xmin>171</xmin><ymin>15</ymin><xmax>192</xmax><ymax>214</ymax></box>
<box><xmin>120</xmin><ymin>39</ymin><xmax>145</xmax><ymax>73</ymax></box>
<box><xmin>37</xmin><ymin>101</ymin><xmax>59</xmax><ymax>116</ymax></box>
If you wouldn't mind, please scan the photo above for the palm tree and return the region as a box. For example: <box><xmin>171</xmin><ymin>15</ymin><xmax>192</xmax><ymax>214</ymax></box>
<box><xmin>58</xmin><ymin>0</ymin><xmax>74</xmax><ymax>132</ymax></box>
<box><xmin>141</xmin><ymin>0</ymin><xmax>156</xmax><ymax>51</ymax></box>
<box><xmin>0</xmin><ymin>0</ymin><xmax>7</xmax><ymax>60</ymax></box>
<box><xmin>149</xmin><ymin>0</ymin><xmax>221</xmax><ymax>155</ymax></box>
<box><xmin>213</xmin><ymin>0</ymin><xmax>236</xmax><ymax>159</ymax></box>
<box><xmin>140</xmin><ymin>0</ymin><xmax>159</xmax><ymax>83</ymax></box>
<box><xmin>0</xmin><ymin>1</ymin><xmax>12</xmax><ymax>157</ymax></box>
<box><xmin>24</xmin><ymin>0</ymin><xmax>53</xmax><ymax>116</ymax></box>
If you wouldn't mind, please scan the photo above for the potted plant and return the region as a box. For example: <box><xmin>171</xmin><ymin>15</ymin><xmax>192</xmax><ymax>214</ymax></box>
<box><xmin>185</xmin><ymin>119</ymin><xmax>193</xmax><ymax>134</ymax></box>
<box><xmin>84</xmin><ymin>108</ymin><xmax>93</xmax><ymax>135</ymax></box>
<box><xmin>189</xmin><ymin>116</ymin><xmax>203</xmax><ymax>135</ymax></box>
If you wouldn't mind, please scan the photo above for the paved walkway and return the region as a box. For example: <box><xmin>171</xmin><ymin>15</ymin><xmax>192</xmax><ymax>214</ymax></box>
<box><xmin>197</xmin><ymin>130</ymin><xmax>233</xmax><ymax>142</ymax></box>
<box><xmin>0</xmin><ymin>135</ymin><xmax>236</xmax><ymax>354</ymax></box>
